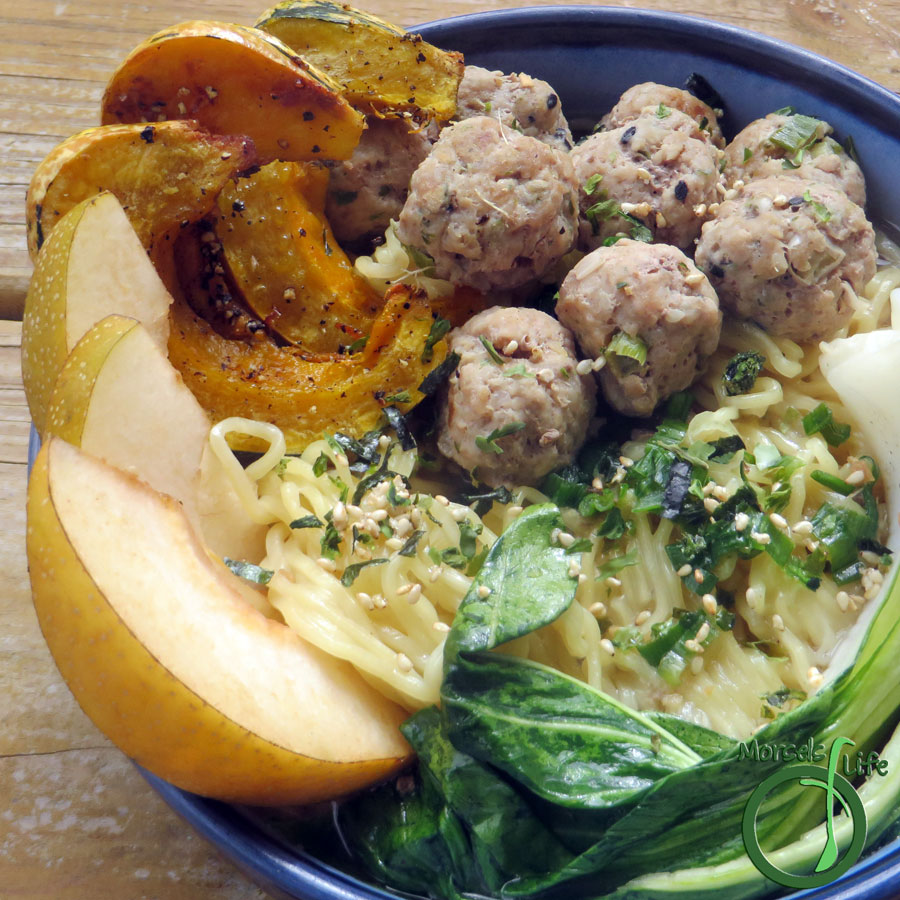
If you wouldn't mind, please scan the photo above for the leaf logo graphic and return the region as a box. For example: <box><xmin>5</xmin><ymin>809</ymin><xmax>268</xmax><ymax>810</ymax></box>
<box><xmin>742</xmin><ymin>738</ymin><xmax>868</xmax><ymax>889</ymax></box>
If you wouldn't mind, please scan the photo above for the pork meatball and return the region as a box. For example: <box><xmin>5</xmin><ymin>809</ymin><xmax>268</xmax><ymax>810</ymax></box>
<box><xmin>437</xmin><ymin>307</ymin><xmax>596</xmax><ymax>487</ymax></box>
<box><xmin>326</xmin><ymin>117</ymin><xmax>437</xmax><ymax>246</ymax></box>
<box><xmin>556</xmin><ymin>240</ymin><xmax>721</xmax><ymax>417</ymax></box>
<box><xmin>694</xmin><ymin>176</ymin><xmax>876</xmax><ymax>342</ymax></box>
<box><xmin>456</xmin><ymin>65</ymin><xmax>573</xmax><ymax>151</ymax></box>
<box><xmin>600</xmin><ymin>82</ymin><xmax>725</xmax><ymax>148</ymax></box>
<box><xmin>570</xmin><ymin>109</ymin><xmax>723</xmax><ymax>252</ymax></box>
<box><xmin>397</xmin><ymin>117</ymin><xmax>579</xmax><ymax>293</ymax></box>
<box><xmin>723</xmin><ymin>112</ymin><xmax>865</xmax><ymax>207</ymax></box>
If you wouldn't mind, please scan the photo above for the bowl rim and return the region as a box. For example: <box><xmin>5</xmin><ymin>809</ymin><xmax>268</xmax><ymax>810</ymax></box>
<box><xmin>39</xmin><ymin>5</ymin><xmax>900</xmax><ymax>900</ymax></box>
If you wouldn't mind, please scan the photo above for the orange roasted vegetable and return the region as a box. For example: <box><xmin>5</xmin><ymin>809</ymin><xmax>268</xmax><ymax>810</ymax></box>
<box><xmin>215</xmin><ymin>161</ymin><xmax>381</xmax><ymax>352</ymax></box>
<box><xmin>26</xmin><ymin>120</ymin><xmax>255</xmax><ymax>261</ymax></box>
<box><xmin>167</xmin><ymin>282</ymin><xmax>450</xmax><ymax>452</ymax></box>
<box><xmin>101</xmin><ymin>21</ymin><xmax>364</xmax><ymax>164</ymax></box>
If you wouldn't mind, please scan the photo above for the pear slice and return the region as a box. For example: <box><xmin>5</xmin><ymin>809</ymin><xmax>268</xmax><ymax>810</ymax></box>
<box><xmin>27</xmin><ymin>437</ymin><xmax>410</xmax><ymax>804</ymax></box>
<box><xmin>43</xmin><ymin>313</ymin><xmax>265</xmax><ymax>564</ymax></box>
<box><xmin>21</xmin><ymin>193</ymin><xmax>172</xmax><ymax>435</ymax></box>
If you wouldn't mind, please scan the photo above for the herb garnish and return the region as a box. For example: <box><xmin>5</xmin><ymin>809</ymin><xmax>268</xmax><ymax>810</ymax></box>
<box><xmin>476</xmin><ymin>422</ymin><xmax>526</xmax><ymax>455</ymax></box>
<box><xmin>723</xmin><ymin>351</ymin><xmax>766</xmax><ymax>395</ymax></box>
<box><xmin>224</xmin><ymin>558</ymin><xmax>273</xmax><ymax>585</ymax></box>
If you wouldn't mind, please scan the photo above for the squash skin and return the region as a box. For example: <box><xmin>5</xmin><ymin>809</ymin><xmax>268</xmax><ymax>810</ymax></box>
<box><xmin>256</xmin><ymin>1</ymin><xmax>464</xmax><ymax>122</ymax></box>
<box><xmin>26</xmin><ymin>120</ymin><xmax>255</xmax><ymax>261</ymax></box>
<box><xmin>167</xmin><ymin>282</ymin><xmax>450</xmax><ymax>452</ymax></box>
<box><xmin>215</xmin><ymin>161</ymin><xmax>381</xmax><ymax>352</ymax></box>
<box><xmin>101</xmin><ymin>20</ymin><xmax>364</xmax><ymax>164</ymax></box>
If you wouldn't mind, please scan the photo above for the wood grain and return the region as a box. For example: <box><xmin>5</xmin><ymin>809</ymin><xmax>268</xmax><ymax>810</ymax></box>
<box><xmin>3</xmin><ymin>1</ymin><xmax>900</xmax><ymax>897</ymax></box>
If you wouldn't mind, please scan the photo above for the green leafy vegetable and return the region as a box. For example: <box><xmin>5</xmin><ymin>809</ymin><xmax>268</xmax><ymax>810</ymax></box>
<box><xmin>479</xmin><ymin>335</ymin><xmax>505</xmax><ymax>365</ymax></box>
<box><xmin>340</xmin><ymin>558</ymin><xmax>388</xmax><ymax>586</ymax></box>
<box><xmin>583</xmin><ymin>173</ymin><xmax>603</xmax><ymax>195</ymax></box>
<box><xmin>803</xmin><ymin>402</ymin><xmax>851</xmax><ymax>446</ymax></box>
<box><xmin>419</xmin><ymin>351</ymin><xmax>461</xmax><ymax>396</ymax></box>
<box><xmin>722</xmin><ymin>350</ymin><xmax>766</xmax><ymax>395</ymax></box>
<box><xmin>422</xmin><ymin>316</ymin><xmax>451</xmax><ymax>363</ymax></box>
<box><xmin>289</xmin><ymin>514</ymin><xmax>324</xmax><ymax>529</ymax></box>
<box><xmin>606</xmin><ymin>331</ymin><xmax>647</xmax><ymax>373</ymax></box>
<box><xmin>475</xmin><ymin>422</ymin><xmax>526</xmax><ymax>455</ymax></box>
<box><xmin>223</xmin><ymin>558</ymin><xmax>273</xmax><ymax>585</ymax></box>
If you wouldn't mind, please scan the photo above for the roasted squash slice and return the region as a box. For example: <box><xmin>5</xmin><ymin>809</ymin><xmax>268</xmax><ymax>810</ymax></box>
<box><xmin>26</xmin><ymin>120</ymin><xmax>255</xmax><ymax>261</ymax></box>
<box><xmin>215</xmin><ymin>161</ymin><xmax>382</xmax><ymax>352</ymax></box>
<box><xmin>256</xmin><ymin>1</ymin><xmax>464</xmax><ymax>121</ymax></box>
<box><xmin>167</xmin><ymin>281</ymin><xmax>450</xmax><ymax>452</ymax></box>
<box><xmin>101</xmin><ymin>21</ymin><xmax>364</xmax><ymax>164</ymax></box>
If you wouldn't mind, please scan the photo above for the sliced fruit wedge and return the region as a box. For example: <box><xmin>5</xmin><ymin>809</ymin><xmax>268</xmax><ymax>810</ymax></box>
<box><xmin>27</xmin><ymin>437</ymin><xmax>411</xmax><ymax>804</ymax></box>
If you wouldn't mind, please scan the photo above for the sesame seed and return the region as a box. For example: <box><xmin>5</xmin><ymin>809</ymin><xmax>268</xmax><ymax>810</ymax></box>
<box><xmin>428</xmin><ymin>565</ymin><xmax>442</xmax><ymax>582</ymax></box>
<box><xmin>606</xmin><ymin>576</ymin><xmax>622</xmax><ymax>587</ymax></box>
<box><xmin>502</xmin><ymin>339</ymin><xmax>519</xmax><ymax>355</ymax></box>
<box><xmin>793</xmin><ymin>520</ymin><xmax>813</xmax><ymax>536</ymax></box>
<box><xmin>600</xmin><ymin>638</ymin><xmax>616</xmax><ymax>656</ymax></box>
<box><xmin>370</xmin><ymin>509</ymin><xmax>389</xmax><ymax>522</ymax></box>
<box><xmin>635</xmin><ymin>610</ymin><xmax>651</xmax><ymax>626</ymax></box>
<box><xmin>578</xmin><ymin>573</ymin><xmax>588</xmax><ymax>584</ymax></box>
<box><xmin>732</xmin><ymin>179</ymin><xmax>745</xmax><ymax>190</ymax></box>
<box><xmin>317</xmin><ymin>557</ymin><xmax>337</xmax><ymax>572</ymax></box>
<box><xmin>558</xmin><ymin>531</ymin><xmax>576</xmax><ymax>548</ymax></box>
<box><xmin>374</xmin><ymin>594</ymin><xmax>387</xmax><ymax>609</ymax></box>
<box><xmin>568</xmin><ymin>560</ymin><xmax>582</xmax><ymax>578</ymax></box>
<box><xmin>772</xmin><ymin>614</ymin><xmax>785</xmax><ymax>631</ymax></box>
<box><xmin>723</xmin><ymin>188</ymin><xmax>738</xmax><ymax>201</ymax></box>
<box><xmin>406</xmin><ymin>584</ymin><xmax>422</xmax><ymax>604</ymax></box>
<box><xmin>836</xmin><ymin>590</ymin><xmax>850</xmax><ymax>612</ymax></box>
<box><xmin>712</xmin><ymin>485</ymin><xmax>730</xmax><ymax>501</ymax></box>
<box><xmin>537</xmin><ymin>367</ymin><xmax>554</xmax><ymax>384</ymax></box>
<box><xmin>575</xmin><ymin>358</ymin><xmax>593</xmax><ymax>375</ymax></box>
<box><xmin>693</xmin><ymin>203</ymin><xmax>708</xmax><ymax>217</ymax></box>
<box><xmin>772</xmin><ymin>193</ymin><xmax>789</xmax><ymax>208</ymax></box>
<box><xmin>703</xmin><ymin>497</ymin><xmax>720</xmax><ymax>513</ymax></box>
<box><xmin>592</xmin><ymin>477</ymin><xmax>604</xmax><ymax>491</ymax></box>
<box><xmin>396</xmin><ymin>653</ymin><xmax>414</xmax><ymax>672</ymax></box>
<box><xmin>477</xmin><ymin>585</ymin><xmax>492</xmax><ymax>598</ymax></box>
<box><xmin>702</xmin><ymin>593</ymin><xmax>718</xmax><ymax>615</ymax></box>
<box><xmin>655</xmin><ymin>212</ymin><xmax>668</xmax><ymax>228</ymax></box>
<box><xmin>283</xmin><ymin>288</ymin><xmax>296</xmax><ymax>301</ymax></box>
<box><xmin>385</xmin><ymin>537</ymin><xmax>405</xmax><ymax>551</ymax></box>
<box><xmin>592</xmin><ymin>356</ymin><xmax>607</xmax><ymax>372</ymax></box>
<box><xmin>695</xmin><ymin>622</ymin><xmax>711</xmax><ymax>643</ymax></box>
<box><xmin>551</xmin><ymin>528</ymin><xmax>561</xmax><ymax>545</ymax></box>
<box><xmin>805</xmin><ymin>539</ymin><xmax>820</xmax><ymax>553</ymax></box>
<box><xmin>707</xmin><ymin>202</ymin><xmax>720</xmax><ymax>215</ymax></box>
<box><xmin>769</xmin><ymin>512</ymin><xmax>789</xmax><ymax>530</ymax></box>
<box><xmin>808</xmin><ymin>666</ymin><xmax>824</xmax><ymax>688</ymax></box>
<box><xmin>394</xmin><ymin>518</ymin><xmax>413</xmax><ymax>537</ymax></box>
<box><xmin>435</xmin><ymin>494</ymin><xmax>450</xmax><ymax>506</ymax></box>
<box><xmin>745</xmin><ymin>586</ymin><xmax>761</xmax><ymax>610</ymax></box>
<box><xmin>433</xmin><ymin>621</ymin><xmax>451</xmax><ymax>633</ymax></box>
<box><xmin>397</xmin><ymin>582</ymin><xmax>415</xmax><ymax>596</ymax></box>
<box><xmin>684</xmin><ymin>271</ymin><xmax>705</xmax><ymax>286</ymax></box>
<box><xmin>690</xmin><ymin>656</ymin><xmax>705</xmax><ymax>674</ymax></box>
<box><xmin>694</xmin><ymin>568</ymin><xmax>705</xmax><ymax>583</ymax></box>
<box><xmin>845</xmin><ymin>469</ymin><xmax>866</xmax><ymax>485</ymax></box>
<box><xmin>589</xmin><ymin>601</ymin><xmax>607</xmax><ymax>617</ymax></box>
<box><xmin>619</xmin><ymin>456</ymin><xmax>634</xmax><ymax>468</ymax></box>
<box><xmin>611</xmin><ymin>467</ymin><xmax>627</xmax><ymax>484</ymax></box>
<box><xmin>357</xmin><ymin>592</ymin><xmax>374</xmax><ymax>610</ymax></box>
<box><xmin>702</xmin><ymin>482</ymin><xmax>717</xmax><ymax>496</ymax></box>
<box><xmin>636</xmin><ymin>167</ymin><xmax>652</xmax><ymax>182</ymax></box>
<box><xmin>684</xmin><ymin>638</ymin><xmax>704</xmax><ymax>653</ymax></box>
<box><xmin>677</xmin><ymin>564</ymin><xmax>692</xmax><ymax>577</ymax></box>
<box><xmin>508</xmin><ymin>505</ymin><xmax>524</xmax><ymax>517</ymax></box>
<box><xmin>378</xmin><ymin>434</ymin><xmax>391</xmax><ymax>450</ymax></box>
<box><xmin>751</xmin><ymin>531</ymin><xmax>772</xmax><ymax>545</ymax></box>
<box><xmin>332</xmin><ymin>502</ymin><xmax>347</xmax><ymax>530</ymax></box>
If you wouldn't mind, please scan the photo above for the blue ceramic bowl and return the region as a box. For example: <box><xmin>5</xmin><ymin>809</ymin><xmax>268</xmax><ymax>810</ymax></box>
<box><xmin>121</xmin><ymin>6</ymin><xmax>900</xmax><ymax>899</ymax></box>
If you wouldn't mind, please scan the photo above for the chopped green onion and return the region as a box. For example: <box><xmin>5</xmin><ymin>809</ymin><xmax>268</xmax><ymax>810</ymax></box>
<box><xmin>606</xmin><ymin>331</ymin><xmax>647</xmax><ymax>367</ymax></box>
<box><xmin>802</xmin><ymin>403</ymin><xmax>851</xmax><ymax>446</ymax></box>
<box><xmin>583</xmin><ymin>173</ymin><xmax>603</xmax><ymax>195</ymax></box>
<box><xmin>224</xmin><ymin>558</ymin><xmax>273</xmax><ymax>585</ymax></box>
<box><xmin>811</xmin><ymin>470</ymin><xmax>856</xmax><ymax>495</ymax></box>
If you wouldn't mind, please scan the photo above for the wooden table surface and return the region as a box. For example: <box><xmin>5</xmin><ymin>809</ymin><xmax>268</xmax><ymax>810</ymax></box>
<box><xmin>3</xmin><ymin>0</ymin><xmax>900</xmax><ymax>897</ymax></box>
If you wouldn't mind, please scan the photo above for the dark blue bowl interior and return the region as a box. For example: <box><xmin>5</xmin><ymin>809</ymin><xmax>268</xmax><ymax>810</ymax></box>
<box><xmin>75</xmin><ymin>6</ymin><xmax>900</xmax><ymax>899</ymax></box>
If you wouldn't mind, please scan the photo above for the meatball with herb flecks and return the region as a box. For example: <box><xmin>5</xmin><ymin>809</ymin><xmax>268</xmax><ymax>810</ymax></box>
<box><xmin>455</xmin><ymin>65</ymin><xmax>573</xmax><ymax>151</ymax></box>
<box><xmin>437</xmin><ymin>307</ymin><xmax>596</xmax><ymax>487</ymax></box>
<box><xmin>695</xmin><ymin>175</ymin><xmax>876</xmax><ymax>342</ymax></box>
<box><xmin>397</xmin><ymin>117</ymin><xmax>579</xmax><ymax>293</ymax></box>
<box><xmin>600</xmin><ymin>81</ymin><xmax>725</xmax><ymax>148</ymax></box>
<box><xmin>556</xmin><ymin>240</ymin><xmax>722</xmax><ymax>417</ymax></box>
<box><xmin>326</xmin><ymin>117</ymin><xmax>438</xmax><ymax>247</ymax></box>
<box><xmin>723</xmin><ymin>112</ymin><xmax>865</xmax><ymax>207</ymax></box>
<box><xmin>570</xmin><ymin>107</ymin><xmax>724</xmax><ymax>252</ymax></box>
